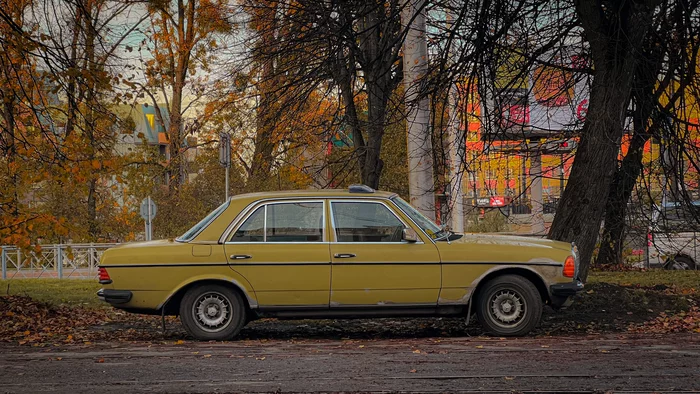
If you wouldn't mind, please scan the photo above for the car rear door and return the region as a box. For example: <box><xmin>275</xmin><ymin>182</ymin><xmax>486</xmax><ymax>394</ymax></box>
<box><xmin>224</xmin><ymin>199</ymin><xmax>331</xmax><ymax>308</ymax></box>
<box><xmin>328</xmin><ymin>199</ymin><xmax>441</xmax><ymax>307</ymax></box>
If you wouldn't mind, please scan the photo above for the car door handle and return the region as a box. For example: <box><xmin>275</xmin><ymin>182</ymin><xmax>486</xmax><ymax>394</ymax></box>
<box><xmin>230</xmin><ymin>254</ymin><xmax>251</xmax><ymax>260</ymax></box>
<box><xmin>334</xmin><ymin>253</ymin><xmax>356</xmax><ymax>258</ymax></box>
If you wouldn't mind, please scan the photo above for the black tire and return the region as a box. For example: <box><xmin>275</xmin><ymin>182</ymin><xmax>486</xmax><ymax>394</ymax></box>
<box><xmin>666</xmin><ymin>255</ymin><xmax>696</xmax><ymax>270</ymax></box>
<box><xmin>179</xmin><ymin>284</ymin><xmax>247</xmax><ymax>341</ymax></box>
<box><xmin>475</xmin><ymin>274</ymin><xmax>542</xmax><ymax>337</ymax></box>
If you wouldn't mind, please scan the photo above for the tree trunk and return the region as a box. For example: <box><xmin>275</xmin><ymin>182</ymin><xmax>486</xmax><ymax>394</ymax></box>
<box><xmin>549</xmin><ymin>67</ymin><xmax>635</xmax><ymax>280</ymax></box>
<box><xmin>596</xmin><ymin>130</ymin><xmax>651</xmax><ymax>267</ymax></box>
<box><xmin>84</xmin><ymin>0</ymin><xmax>100</xmax><ymax>241</ymax></box>
<box><xmin>245</xmin><ymin>0</ymin><xmax>279</xmax><ymax>191</ymax></box>
<box><xmin>363</xmin><ymin>75</ymin><xmax>389</xmax><ymax>190</ymax></box>
<box><xmin>596</xmin><ymin>40</ymin><xmax>663</xmax><ymax>267</ymax></box>
<box><xmin>549</xmin><ymin>0</ymin><xmax>657</xmax><ymax>281</ymax></box>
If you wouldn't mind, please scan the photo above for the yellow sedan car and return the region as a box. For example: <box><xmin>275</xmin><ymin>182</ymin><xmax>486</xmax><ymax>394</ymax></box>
<box><xmin>98</xmin><ymin>185</ymin><xmax>583</xmax><ymax>340</ymax></box>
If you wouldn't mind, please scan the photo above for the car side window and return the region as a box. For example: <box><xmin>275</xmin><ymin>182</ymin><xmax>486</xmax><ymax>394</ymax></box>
<box><xmin>331</xmin><ymin>202</ymin><xmax>404</xmax><ymax>242</ymax></box>
<box><xmin>229</xmin><ymin>206</ymin><xmax>264</xmax><ymax>242</ymax></box>
<box><xmin>266</xmin><ymin>202</ymin><xmax>324</xmax><ymax>242</ymax></box>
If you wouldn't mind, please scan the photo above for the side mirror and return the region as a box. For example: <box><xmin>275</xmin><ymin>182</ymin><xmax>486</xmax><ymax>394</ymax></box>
<box><xmin>402</xmin><ymin>228</ymin><xmax>419</xmax><ymax>243</ymax></box>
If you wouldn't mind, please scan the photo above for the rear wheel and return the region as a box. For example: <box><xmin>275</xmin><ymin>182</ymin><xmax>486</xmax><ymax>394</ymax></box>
<box><xmin>180</xmin><ymin>284</ymin><xmax>247</xmax><ymax>341</ymax></box>
<box><xmin>476</xmin><ymin>274</ymin><xmax>542</xmax><ymax>337</ymax></box>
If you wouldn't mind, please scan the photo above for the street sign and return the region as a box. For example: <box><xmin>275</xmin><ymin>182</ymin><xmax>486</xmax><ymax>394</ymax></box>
<box><xmin>219</xmin><ymin>132</ymin><xmax>231</xmax><ymax>168</ymax></box>
<box><xmin>219</xmin><ymin>132</ymin><xmax>232</xmax><ymax>201</ymax></box>
<box><xmin>140</xmin><ymin>196</ymin><xmax>157</xmax><ymax>241</ymax></box>
<box><xmin>140</xmin><ymin>197</ymin><xmax>157</xmax><ymax>221</ymax></box>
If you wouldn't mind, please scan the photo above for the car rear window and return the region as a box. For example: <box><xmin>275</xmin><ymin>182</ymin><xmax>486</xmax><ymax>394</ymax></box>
<box><xmin>177</xmin><ymin>200</ymin><xmax>230</xmax><ymax>242</ymax></box>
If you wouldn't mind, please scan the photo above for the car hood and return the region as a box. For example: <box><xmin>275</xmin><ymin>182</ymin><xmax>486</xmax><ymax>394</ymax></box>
<box><xmin>452</xmin><ymin>233</ymin><xmax>572</xmax><ymax>252</ymax></box>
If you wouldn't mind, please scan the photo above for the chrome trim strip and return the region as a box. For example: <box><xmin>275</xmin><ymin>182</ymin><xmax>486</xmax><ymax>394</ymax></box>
<box><xmin>102</xmin><ymin>261</ymin><xmax>561</xmax><ymax>268</ymax></box>
<box><xmin>263</xmin><ymin>204</ymin><xmax>268</xmax><ymax>242</ymax></box>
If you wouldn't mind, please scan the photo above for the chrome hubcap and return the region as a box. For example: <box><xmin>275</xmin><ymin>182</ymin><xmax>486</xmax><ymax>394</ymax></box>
<box><xmin>490</xmin><ymin>290</ymin><xmax>525</xmax><ymax>327</ymax></box>
<box><xmin>671</xmin><ymin>260</ymin><xmax>690</xmax><ymax>270</ymax></box>
<box><xmin>193</xmin><ymin>292</ymin><xmax>232</xmax><ymax>333</ymax></box>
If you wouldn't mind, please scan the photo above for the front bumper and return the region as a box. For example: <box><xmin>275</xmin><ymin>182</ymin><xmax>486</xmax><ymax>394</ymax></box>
<box><xmin>97</xmin><ymin>289</ymin><xmax>133</xmax><ymax>305</ymax></box>
<box><xmin>549</xmin><ymin>280</ymin><xmax>584</xmax><ymax>309</ymax></box>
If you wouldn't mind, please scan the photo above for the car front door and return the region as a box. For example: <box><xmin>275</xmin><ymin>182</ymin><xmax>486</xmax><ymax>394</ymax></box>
<box><xmin>328</xmin><ymin>200</ymin><xmax>441</xmax><ymax>307</ymax></box>
<box><xmin>224</xmin><ymin>200</ymin><xmax>331</xmax><ymax>308</ymax></box>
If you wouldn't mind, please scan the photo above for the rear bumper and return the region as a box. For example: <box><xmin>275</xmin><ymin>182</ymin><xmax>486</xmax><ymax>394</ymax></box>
<box><xmin>97</xmin><ymin>289</ymin><xmax>132</xmax><ymax>305</ymax></box>
<box><xmin>549</xmin><ymin>280</ymin><xmax>584</xmax><ymax>309</ymax></box>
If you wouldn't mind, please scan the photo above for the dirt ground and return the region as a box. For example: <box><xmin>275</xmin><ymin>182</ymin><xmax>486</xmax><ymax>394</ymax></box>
<box><xmin>1</xmin><ymin>332</ymin><xmax>699</xmax><ymax>393</ymax></box>
<box><xmin>1</xmin><ymin>281</ymin><xmax>699</xmax><ymax>393</ymax></box>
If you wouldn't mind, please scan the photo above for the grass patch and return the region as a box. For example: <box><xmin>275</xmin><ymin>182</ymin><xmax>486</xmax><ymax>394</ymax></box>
<box><xmin>0</xmin><ymin>279</ymin><xmax>103</xmax><ymax>308</ymax></box>
<box><xmin>588</xmin><ymin>270</ymin><xmax>700</xmax><ymax>290</ymax></box>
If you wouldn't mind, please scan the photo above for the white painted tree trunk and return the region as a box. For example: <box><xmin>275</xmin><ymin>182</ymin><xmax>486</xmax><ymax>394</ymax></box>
<box><xmin>402</xmin><ymin>0</ymin><xmax>435</xmax><ymax>220</ymax></box>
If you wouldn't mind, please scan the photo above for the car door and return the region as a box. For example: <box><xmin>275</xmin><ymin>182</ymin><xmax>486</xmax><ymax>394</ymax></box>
<box><xmin>328</xmin><ymin>199</ymin><xmax>441</xmax><ymax>307</ymax></box>
<box><xmin>224</xmin><ymin>200</ymin><xmax>331</xmax><ymax>308</ymax></box>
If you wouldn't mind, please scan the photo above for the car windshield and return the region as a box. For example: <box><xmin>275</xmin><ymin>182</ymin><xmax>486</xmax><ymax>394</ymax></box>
<box><xmin>177</xmin><ymin>200</ymin><xmax>230</xmax><ymax>242</ymax></box>
<box><xmin>391</xmin><ymin>196</ymin><xmax>447</xmax><ymax>240</ymax></box>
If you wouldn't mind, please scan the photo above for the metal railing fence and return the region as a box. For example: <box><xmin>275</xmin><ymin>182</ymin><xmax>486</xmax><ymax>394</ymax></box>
<box><xmin>1</xmin><ymin>243</ymin><xmax>119</xmax><ymax>280</ymax></box>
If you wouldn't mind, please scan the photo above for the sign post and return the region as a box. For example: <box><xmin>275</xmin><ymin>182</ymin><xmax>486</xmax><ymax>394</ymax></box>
<box><xmin>219</xmin><ymin>132</ymin><xmax>232</xmax><ymax>201</ymax></box>
<box><xmin>140</xmin><ymin>196</ymin><xmax>157</xmax><ymax>241</ymax></box>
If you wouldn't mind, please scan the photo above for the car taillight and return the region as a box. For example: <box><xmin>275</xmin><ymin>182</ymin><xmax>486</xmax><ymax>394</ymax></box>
<box><xmin>563</xmin><ymin>256</ymin><xmax>575</xmax><ymax>278</ymax></box>
<box><xmin>98</xmin><ymin>267</ymin><xmax>112</xmax><ymax>284</ymax></box>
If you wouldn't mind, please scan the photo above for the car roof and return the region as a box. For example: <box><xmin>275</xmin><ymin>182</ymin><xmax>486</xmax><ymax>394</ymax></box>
<box><xmin>192</xmin><ymin>188</ymin><xmax>400</xmax><ymax>242</ymax></box>
<box><xmin>228</xmin><ymin>188</ymin><xmax>398</xmax><ymax>201</ymax></box>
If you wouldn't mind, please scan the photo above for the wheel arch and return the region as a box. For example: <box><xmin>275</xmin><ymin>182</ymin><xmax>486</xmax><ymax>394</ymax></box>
<box><xmin>159</xmin><ymin>276</ymin><xmax>257</xmax><ymax>316</ymax></box>
<box><xmin>472</xmin><ymin>267</ymin><xmax>551</xmax><ymax>305</ymax></box>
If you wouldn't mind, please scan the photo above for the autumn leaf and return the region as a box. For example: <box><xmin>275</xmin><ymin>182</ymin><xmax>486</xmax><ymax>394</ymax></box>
<box><xmin>96</xmin><ymin>358</ymin><xmax>105</xmax><ymax>363</ymax></box>
<box><xmin>412</xmin><ymin>349</ymin><xmax>421</xmax><ymax>354</ymax></box>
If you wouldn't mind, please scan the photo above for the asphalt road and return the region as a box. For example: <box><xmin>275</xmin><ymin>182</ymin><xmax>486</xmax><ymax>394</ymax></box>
<box><xmin>1</xmin><ymin>333</ymin><xmax>698</xmax><ymax>393</ymax></box>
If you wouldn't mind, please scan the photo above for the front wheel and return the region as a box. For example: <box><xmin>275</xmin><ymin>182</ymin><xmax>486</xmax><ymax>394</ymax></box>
<box><xmin>179</xmin><ymin>284</ymin><xmax>247</xmax><ymax>341</ymax></box>
<box><xmin>665</xmin><ymin>256</ymin><xmax>696</xmax><ymax>270</ymax></box>
<box><xmin>476</xmin><ymin>274</ymin><xmax>542</xmax><ymax>337</ymax></box>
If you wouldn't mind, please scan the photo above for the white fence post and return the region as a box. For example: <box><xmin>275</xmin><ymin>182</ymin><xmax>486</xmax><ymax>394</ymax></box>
<box><xmin>1</xmin><ymin>247</ymin><xmax>6</xmax><ymax>280</ymax></box>
<box><xmin>56</xmin><ymin>245</ymin><xmax>63</xmax><ymax>279</ymax></box>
